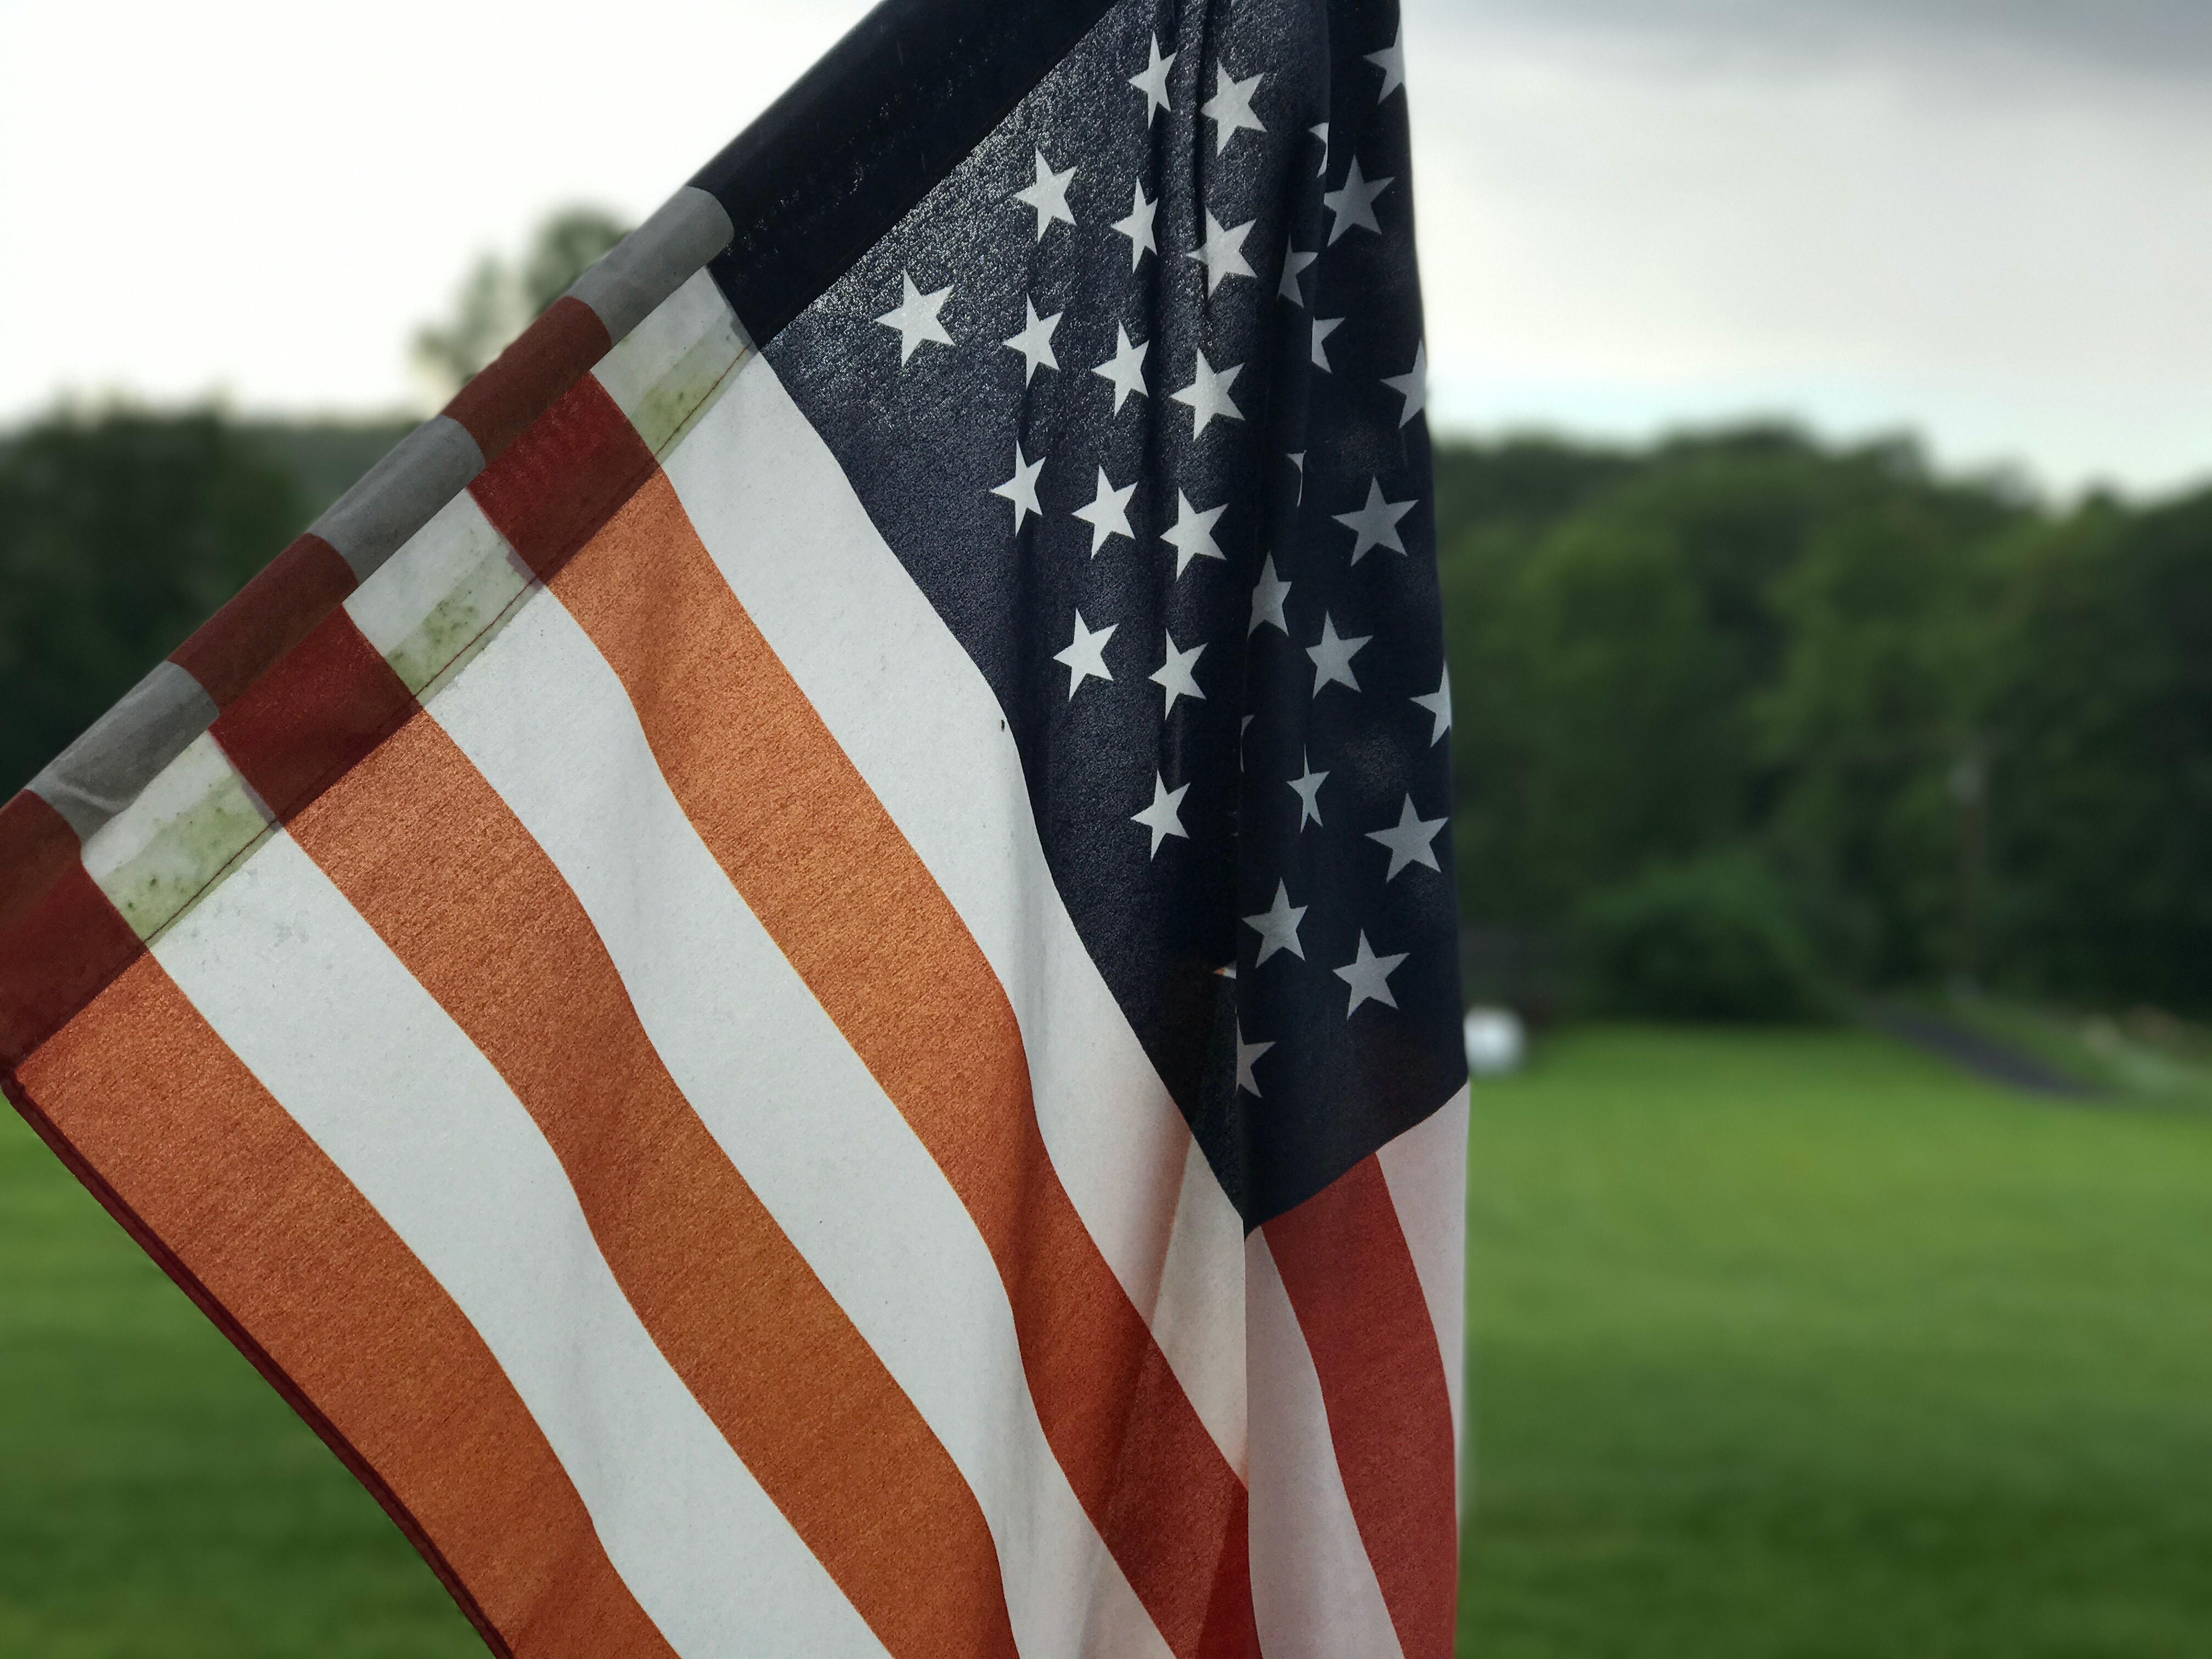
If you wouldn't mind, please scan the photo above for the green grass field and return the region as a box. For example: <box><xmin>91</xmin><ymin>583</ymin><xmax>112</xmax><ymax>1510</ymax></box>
<box><xmin>1460</xmin><ymin>1026</ymin><xmax>2212</xmax><ymax>1659</ymax></box>
<box><xmin>3</xmin><ymin>1025</ymin><xmax>2209</xmax><ymax>1655</ymax></box>
<box><xmin>0</xmin><ymin>1115</ymin><xmax>482</xmax><ymax>1657</ymax></box>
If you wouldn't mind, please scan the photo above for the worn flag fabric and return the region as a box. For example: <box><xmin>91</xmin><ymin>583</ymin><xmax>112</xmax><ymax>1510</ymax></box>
<box><xmin>0</xmin><ymin>1</ymin><xmax>1467</xmax><ymax>1656</ymax></box>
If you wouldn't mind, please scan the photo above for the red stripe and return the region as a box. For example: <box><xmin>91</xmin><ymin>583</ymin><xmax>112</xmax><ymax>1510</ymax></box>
<box><xmin>0</xmin><ymin>788</ymin><xmax>86</xmax><ymax>937</ymax></box>
<box><xmin>467</xmin><ymin>370</ymin><xmax>659</xmax><ymax>581</ymax></box>
<box><xmin>219</xmin><ymin>614</ymin><xmax>1022</xmax><ymax>1659</ymax></box>
<box><xmin>0</xmin><ymin>791</ymin><xmax>144</xmax><ymax>1068</ymax></box>
<box><xmin>169</xmin><ymin>531</ymin><xmax>359</xmax><ymax>707</ymax></box>
<box><xmin>13</xmin><ymin>958</ymin><xmax>680</xmax><ymax>1659</ymax></box>
<box><xmin>443</xmin><ymin>296</ymin><xmax>615</xmax><ymax>464</ymax></box>
<box><xmin>209</xmin><ymin>607</ymin><xmax>416</xmax><ymax>825</ymax></box>
<box><xmin>1264</xmin><ymin>1155</ymin><xmax>1458</xmax><ymax>1659</ymax></box>
<box><xmin>471</xmin><ymin>389</ymin><xmax>1256</xmax><ymax>1658</ymax></box>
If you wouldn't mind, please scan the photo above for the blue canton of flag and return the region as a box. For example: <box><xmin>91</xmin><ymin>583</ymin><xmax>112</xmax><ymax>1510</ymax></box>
<box><xmin>754</xmin><ymin>0</ymin><xmax>1464</xmax><ymax>1229</ymax></box>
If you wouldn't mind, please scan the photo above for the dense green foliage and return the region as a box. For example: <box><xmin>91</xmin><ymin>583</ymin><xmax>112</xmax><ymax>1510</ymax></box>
<box><xmin>1982</xmin><ymin>496</ymin><xmax>2212</xmax><ymax>1010</ymax></box>
<box><xmin>0</xmin><ymin>412</ymin><xmax>308</xmax><ymax>798</ymax></box>
<box><xmin>0</xmin><ymin>413</ymin><xmax>413</xmax><ymax>800</ymax></box>
<box><xmin>1575</xmin><ymin>851</ymin><xmax>1822</xmax><ymax>1020</ymax></box>
<box><xmin>1436</xmin><ymin>429</ymin><xmax>2212</xmax><ymax>1013</ymax></box>
<box><xmin>1</xmin><ymin>410</ymin><xmax>2205</xmax><ymax>1014</ymax></box>
<box><xmin>1462</xmin><ymin>1025</ymin><xmax>2212</xmax><ymax>1659</ymax></box>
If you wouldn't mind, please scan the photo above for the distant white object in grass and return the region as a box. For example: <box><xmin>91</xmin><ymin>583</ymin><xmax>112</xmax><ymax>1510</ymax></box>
<box><xmin>1463</xmin><ymin>1007</ymin><xmax>1525</xmax><ymax>1076</ymax></box>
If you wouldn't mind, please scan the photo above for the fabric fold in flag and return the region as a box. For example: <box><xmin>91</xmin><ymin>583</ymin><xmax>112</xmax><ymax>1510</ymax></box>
<box><xmin>0</xmin><ymin>1</ymin><xmax>1467</xmax><ymax>1655</ymax></box>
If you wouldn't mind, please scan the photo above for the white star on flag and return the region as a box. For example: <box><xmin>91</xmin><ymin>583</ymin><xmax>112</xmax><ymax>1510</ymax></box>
<box><xmin>1383</xmin><ymin>342</ymin><xmax>1427</xmax><ymax>427</ymax></box>
<box><xmin>1111</xmin><ymin>181</ymin><xmax>1158</xmax><ymax>269</ymax></box>
<box><xmin>1242</xmin><ymin>879</ymin><xmax>1308</xmax><ymax>965</ymax></box>
<box><xmin>1290</xmin><ymin>750</ymin><xmax>1328</xmax><ymax>828</ymax></box>
<box><xmin>1129</xmin><ymin>35</ymin><xmax>1175</xmax><ymax>123</ymax></box>
<box><xmin>1288</xmin><ymin>450</ymin><xmax>1305</xmax><ymax>503</ymax></box>
<box><xmin>1200</xmin><ymin>64</ymin><xmax>1267</xmax><ymax>153</ymax></box>
<box><xmin>1003</xmin><ymin>297</ymin><xmax>1063</xmax><ymax>383</ymax></box>
<box><xmin>1053</xmin><ymin>608</ymin><xmax>1116</xmax><ymax>698</ymax></box>
<box><xmin>1249</xmin><ymin>554</ymin><xmax>1291</xmax><ymax>634</ymax></box>
<box><xmin>990</xmin><ymin>441</ymin><xmax>1043</xmax><ymax>530</ymax></box>
<box><xmin>1150</xmin><ymin>630</ymin><xmax>1206</xmax><ymax>714</ymax></box>
<box><xmin>1093</xmin><ymin>323</ymin><xmax>1149</xmax><ymax>413</ymax></box>
<box><xmin>1279</xmin><ymin>246</ymin><xmax>1316</xmax><ymax>304</ymax></box>
<box><xmin>1334</xmin><ymin>932</ymin><xmax>1409</xmax><ymax>1015</ymax></box>
<box><xmin>1234</xmin><ymin>1022</ymin><xmax>1274</xmax><ymax>1095</ymax></box>
<box><xmin>1072</xmin><ymin>466</ymin><xmax>1137</xmax><ymax>555</ymax></box>
<box><xmin>1413</xmin><ymin>665</ymin><xmax>1452</xmax><ymax>744</ymax></box>
<box><xmin>1322</xmin><ymin>156</ymin><xmax>1393</xmax><ymax>244</ymax></box>
<box><xmin>1013</xmin><ymin>150</ymin><xmax>1076</xmax><ymax>240</ymax></box>
<box><xmin>1307</xmin><ymin>612</ymin><xmax>1370</xmax><ymax>695</ymax></box>
<box><xmin>1333</xmin><ymin>478</ymin><xmax>1415</xmax><ymax>561</ymax></box>
<box><xmin>874</xmin><ymin>272</ymin><xmax>952</xmax><ymax>363</ymax></box>
<box><xmin>1132</xmin><ymin>772</ymin><xmax>1190</xmax><ymax>856</ymax></box>
<box><xmin>1311</xmin><ymin>315</ymin><xmax>1344</xmax><ymax>371</ymax></box>
<box><xmin>1171</xmin><ymin>349</ymin><xmax>1244</xmax><ymax>436</ymax></box>
<box><xmin>1365</xmin><ymin>24</ymin><xmax>1406</xmax><ymax>100</ymax></box>
<box><xmin>1365</xmin><ymin>795</ymin><xmax>1448</xmax><ymax>881</ymax></box>
<box><xmin>1189</xmin><ymin>211</ymin><xmax>1257</xmax><ymax>295</ymax></box>
<box><xmin>1310</xmin><ymin>120</ymin><xmax>1330</xmax><ymax>176</ymax></box>
<box><xmin>1161</xmin><ymin>490</ymin><xmax>1228</xmax><ymax>577</ymax></box>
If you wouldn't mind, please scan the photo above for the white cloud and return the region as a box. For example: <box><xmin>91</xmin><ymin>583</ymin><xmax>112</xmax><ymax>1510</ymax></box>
<box><xmin>1406</xmin><ymin>0</ymin><xmax>2212</xmax><ymax>492</ymax></box>
<box><xmin>4</xmin><ymin>0</ymin><xmax>2209</xmax><ymax>494</ymax></box>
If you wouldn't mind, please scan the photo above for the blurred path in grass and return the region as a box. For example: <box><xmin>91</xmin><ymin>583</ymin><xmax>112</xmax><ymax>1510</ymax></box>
<box><xmin>1460</xmin><ymin>1025</ymin><xmax>2212</xmax><ymax>1659</ymax></box>
<box><xmin>0</xmin><ymin>1106</ymin><xmax>479</xmax><ymax>1657</ymax></box>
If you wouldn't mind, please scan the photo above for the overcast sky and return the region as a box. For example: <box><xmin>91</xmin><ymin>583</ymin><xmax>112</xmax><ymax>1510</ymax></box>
<box><xmin>4</xmin><ymin>0</ymin><xmax>2208</xmax><ymax>495</ymax></box>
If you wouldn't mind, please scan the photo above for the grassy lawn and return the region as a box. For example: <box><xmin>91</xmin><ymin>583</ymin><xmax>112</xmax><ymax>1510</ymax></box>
<box><xmin>1460</xmin><ymin>1025</ymin><xmax>2212</xmax><ymax>1659</ymax></box>
<box><xmin>4</xmin><ymin>1025</ymin><xmax>2209</xmax><ymax>1654</ymax></box>
<box><xmin>0</xmin><ymin>1109</ymin><xmax>480</xmax><ymax>1657</ymax></box>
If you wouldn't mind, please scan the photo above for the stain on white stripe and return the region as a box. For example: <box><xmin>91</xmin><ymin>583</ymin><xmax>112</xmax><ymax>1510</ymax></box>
<box><xmin>1246</xmin><ymin>1232</ymin><xmax>1406</xmax><ymax>1659</ymax></box>
<box><xmin>343</xmin><ymin>488</ymin><xmax>533</xmax><ymax>699</ymax></box>
<box><xmin>659</xmin><ymin>342</ymin><xmax>1248</xmax><ymax>1471</ymax></box>
<box><xmin>150</xmin><ymin>828</ymin><xmax>885</xmax><ymax>1659</ymax></box>
<box><xmin>82</xmin><ymin>730</ymin><xmax>273</xmax><ymax>943</ymax></box>
<box><xmin>1376</xmin><ymin>1086</ymin><xmax>1471</xmax><ymax>1514</ymax></box>
<box><xmin>421</xmin><ymin>583</ymin><xmax>1167</xmax><ymax>1659</ymax></box>
<box><xmin>590</xmin><ymin>267</ymin><xmax>751</xmax><ymax>456</ymax></box>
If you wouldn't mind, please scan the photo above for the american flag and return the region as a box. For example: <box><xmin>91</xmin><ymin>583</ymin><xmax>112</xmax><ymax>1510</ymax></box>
<box><xmin>0</xmin><ymin>1</ymin><xmax>1467</xmax><ymax>1656</ymax></box>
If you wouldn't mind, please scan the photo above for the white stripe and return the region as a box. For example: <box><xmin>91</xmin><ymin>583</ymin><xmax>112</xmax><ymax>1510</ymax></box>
<box><xmin>420</xmin><ymin>583</ymin><xmax>1168</xmax><ymax>1659</ymax></box>
<box><xmin>342</xmin><ymin>487</ymin><xmax>531</xmax><ymax>698</ymax></box>
<box><xmin>659</xmin><ymin>342</ymin><xmax>1248</xmax><ymax>1466</ymax></box>
<box><xmin>81</xmin><ymin>729</ymin><xmax>272</xmax><ymax>942</ymax></box>
<box><xmin>1150</xmin><ymin>1136</ymin><xmax>1251</xmax><ymax>1480</ymax></box>
<box><xmin>149</xmin><ymin>827</ymin><xmax>884</xmax><ymax>1659</ymax></box>
<box><xmin>589</xmin><ymin>267</ymin><xmax>752</xmax><ymax>456</ymax></box>
<box><xmin>1245</xmin><ymin>1232</ymin><xmax>1406</xmax><ymax>1659</ymax></box>
<box><xmin>1376</xmin><ymin>1086</ymin><xmax>1470</xmax><ymax>1513</ymax></box>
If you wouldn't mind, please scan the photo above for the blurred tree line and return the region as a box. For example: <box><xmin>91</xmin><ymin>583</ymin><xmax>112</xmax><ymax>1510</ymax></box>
<box><xmin>0</xmin><ymin>208</ymin><xmax>625</xmax><ymax>818</ymax></box>
<box><xmin>1438</xmin><ymin>429</ymin><xmax>2212</xmax><ymax>1018</ymax></box>
<box><xmin>414</xmin><ymin>207</ymin><xmax>628</xmax><ymax>397</ymax></box>
<box><xmin>1</xmin><ymin>340</ymin><xmax>2205</xmax><ymax>1020</ymax></box>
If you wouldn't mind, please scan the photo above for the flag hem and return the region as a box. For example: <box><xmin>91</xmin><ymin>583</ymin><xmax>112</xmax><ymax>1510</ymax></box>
<box><xmin>15</xmin><ymin>188</ymin><xmax>735</xmax><ymax>860</ymax></box>
<box><xmin>691</xmin><ymin>0</ymin><xmax>1120</xmax><ymax>342</ymax></box>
